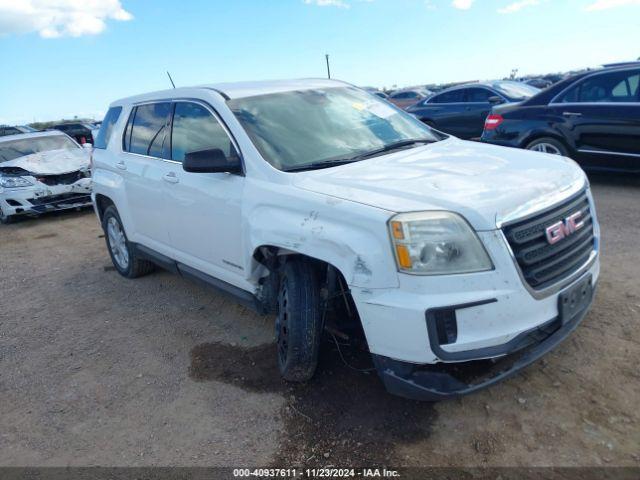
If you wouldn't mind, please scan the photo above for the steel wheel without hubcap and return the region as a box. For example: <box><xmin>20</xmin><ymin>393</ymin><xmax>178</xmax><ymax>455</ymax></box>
<box><xmin>528</xmin><ymin>142</ymin><xmax>562</xmax><ymax>155</ymax></box>
<box><xmin>107</xmin><ymin>216</ymin><xmax>129</xmax><ymax>270</ymax></box>
<box><xmin>276</xmin><ymin>277</ymin><xmax>290</xmax><ymax>367</ymax></box>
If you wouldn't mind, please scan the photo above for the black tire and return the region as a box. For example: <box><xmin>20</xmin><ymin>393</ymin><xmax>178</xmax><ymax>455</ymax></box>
<box><xmin>275</xmin><ymin>258</ymin><xmax>323</xmax><ymax>382</ymax></box>
<box><xmin>525</xmin><ymin>137</ymin><xmax>568</xmax><ymax>156</ymax></box>
<box><xmin>0</xmin><ymin>206</ymin><xmax>13</xmax><ymax>225</ymax></box>
<box><xmin>102</xmin><ymin>205</ymin><xmax>155</xmax><ymax>279</ymax></box>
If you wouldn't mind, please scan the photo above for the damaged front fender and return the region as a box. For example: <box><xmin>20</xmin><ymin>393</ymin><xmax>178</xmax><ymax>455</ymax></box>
<box><xmin>245</xmin><ymin>193</ymin><xmax>399</xmax><ymax>289</ymax></box>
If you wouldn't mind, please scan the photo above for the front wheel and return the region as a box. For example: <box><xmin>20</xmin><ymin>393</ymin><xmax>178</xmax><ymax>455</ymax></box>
<box><xmin>276</xmin><ymin>258</ymin><xmax>323</xmax><ymax>382</ymax></box>
<box><xmin>526</xmin><ymin>137</ymin><xmax>568</xmax><ymax>156</ymax></box>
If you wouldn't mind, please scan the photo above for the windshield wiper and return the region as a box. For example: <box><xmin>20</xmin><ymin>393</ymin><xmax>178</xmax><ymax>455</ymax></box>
<box><xmin>353</xmin><ymin>139</ymin><xmax>435</xmax><ymax>160</ymax></box>
<box><xmin>282</xmin><ymin>158</ymin><xmax>361</xmax><ymax>172</ymax></box>
<box><xmin>283</xmin><ymin>139</ymin><xmax>435</xmax><ymax>173</ymax></box>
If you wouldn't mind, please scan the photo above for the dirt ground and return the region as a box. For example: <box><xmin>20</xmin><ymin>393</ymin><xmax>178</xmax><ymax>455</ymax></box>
<box><xmin>0</xmin><ymin>173</ymin><xmax>638</xmax><ymax>468</ymax></box>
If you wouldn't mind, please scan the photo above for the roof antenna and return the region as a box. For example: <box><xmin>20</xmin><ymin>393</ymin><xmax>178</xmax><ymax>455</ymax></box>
<box><xmin>167</xmin><ymin>71</ymin><xmax>176</xmax><ymax>89</ymax></box>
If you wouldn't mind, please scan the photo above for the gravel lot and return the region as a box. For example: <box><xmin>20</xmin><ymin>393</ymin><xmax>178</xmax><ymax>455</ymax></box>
<box><xmin>1</xmin><ymin>174</ymin><xmax>638</xmax><ymax>467</ymax></box>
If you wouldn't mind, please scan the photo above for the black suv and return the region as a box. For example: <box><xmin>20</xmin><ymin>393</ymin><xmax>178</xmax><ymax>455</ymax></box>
<box><xmin>481</xmin><ymin>65</ymin><xmax>640</xmax><ymax>173</ymax></box>
<box><xmin>52</xmin><ymin>122</ymin><xmax>96</xmax><ymax>145</ymax></box>
<box><xmin>406</xmin><ymin>81</ymin><xmax>539</xmax><ymax>139</ymax></box>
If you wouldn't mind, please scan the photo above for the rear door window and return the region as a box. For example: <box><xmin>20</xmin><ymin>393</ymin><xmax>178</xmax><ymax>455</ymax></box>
<box><xmin>466</xmin><ymin>88</ymin><xmax>492</xmax><ymax>103</ymax></box>
<box><xmin>560</xmin><ymin>70</ymin><xmax>640</xmax><ymax>103</ymax></box>
<box><xmin>431</xmin><ymin>90</ymin><xmax>465</xmax><ymax>104</ymax></box>
<box><xmin>170</xmin><ymin>102</ymin><xmax>238</xmax><ymax>162</ymax></box>
<box><xmin>126</xmin><ymin>102</ymin><xmax>172</xmax><ymax>157</ymax></box>
<box><xmin>94</xmin><ymin>107</ymin><xmax>122</xmax><ymax>149</ymax></box>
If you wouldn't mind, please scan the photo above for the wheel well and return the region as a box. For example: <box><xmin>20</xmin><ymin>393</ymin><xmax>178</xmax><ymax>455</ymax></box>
<box><xmin>522</xmin><ymin>133</ymin><xmax>571</xmax><ymax>152</ymax></box>
<box><xmin>94</xmin><ymin>194</ymin><xmax>114</xmax><ymax>221</ymax></box>
<box><xmin>252</xmin><ymin>246</ymin><xmax>367</xmax><ymax>346</ymax></box>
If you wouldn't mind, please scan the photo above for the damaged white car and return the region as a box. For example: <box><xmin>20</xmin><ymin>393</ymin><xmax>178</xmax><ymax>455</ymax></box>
<box><xmin>93</xmin><ymin>80</ymin><xmax>599</xmax><ymax>400</ymax></box>
<box><xmin>0</xmin><ymin>131</ymin><xmax>92</xmax><ymax>224</ymax></box>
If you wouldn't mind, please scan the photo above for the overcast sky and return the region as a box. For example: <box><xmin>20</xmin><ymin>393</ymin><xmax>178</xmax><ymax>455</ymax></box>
<box><xmin>1</xmin><ymin>0</ymin><xmax>639</xmax><ymax>124</ymax></box>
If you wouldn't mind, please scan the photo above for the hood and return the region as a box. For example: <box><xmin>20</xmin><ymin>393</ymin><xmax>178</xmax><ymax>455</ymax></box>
<box><xmin>292</xmin><ymin>138</ymin><xmax>587</xmax><ymax>230</ymax></box>
<box><xmin>0</xmin><ymin>148</ymin><xmax>89</xmax><ymax>175</ymax></box>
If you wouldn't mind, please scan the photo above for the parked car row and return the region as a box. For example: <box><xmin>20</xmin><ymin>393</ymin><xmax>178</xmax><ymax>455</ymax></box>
<box><xmin>386</xmin><ymin>87</ymin><xmax>433</xmax><ymax>109</ymax></box>
<box><xmin>406</xmin><ymin>80</ymin><xmax>540</xmax><ymax>139</ymax></box>
<box><xmin>370</xmin><ymin>64</ymin><xmax>639</xmax><ymax>173</ymax></box>
<box><xmin>0</xmin><ymin>125</ymin><xmax>38</xmax><ymax>137</ymax></box>
<box><xmin>0</xmin><ymin>122</ymin><xmax>99</xmax><ymax>145</ymax></box>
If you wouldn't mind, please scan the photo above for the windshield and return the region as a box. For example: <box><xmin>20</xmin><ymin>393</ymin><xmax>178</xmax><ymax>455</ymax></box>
<box><xmin>229</xmin><ymin>86</ymin><xmax>440</xmax><ymax>171</ymax></box>
<box><xmin>0</xmin><ymin>135</ymin><xmax>79</xmax><ymax>163</ymax></box>
<box><xmin>492</xmin><ymin>81</ymin><xmax>540</xmax><ymax>100</ymax></box>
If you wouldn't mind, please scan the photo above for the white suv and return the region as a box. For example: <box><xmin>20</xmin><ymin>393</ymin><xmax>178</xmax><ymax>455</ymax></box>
<box><xmin>92</xmin><ymin>79</ymin><xmax>600</xmax><ymax>400</ymax></box>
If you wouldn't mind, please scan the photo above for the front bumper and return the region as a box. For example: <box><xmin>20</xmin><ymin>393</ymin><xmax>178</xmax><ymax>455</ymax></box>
<box><xmin>373</xmin><ymin>280</ymin><xmax>594</xmax><ymax>401</ymax></box>
<box><xmin>0</xmin><ymin>178</ymin><xmax>92</xmax><ymax>217</ymax></box>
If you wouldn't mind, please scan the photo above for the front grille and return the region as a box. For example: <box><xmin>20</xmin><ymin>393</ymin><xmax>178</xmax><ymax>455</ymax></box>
<box><xmin>36</xmin><ymin>171</ymin><xmax>86</xmax><ymax>186</ymax></box>
<box><xmin>502</xmin><ymin>191</ymin><xmax>595</xmax><ymax>290</ymax></box>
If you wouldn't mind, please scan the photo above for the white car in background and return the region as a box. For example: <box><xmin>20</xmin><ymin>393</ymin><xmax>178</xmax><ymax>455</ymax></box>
<box><xmin>0</xmin><ymin>131</ymin><xmax>92</xmax><ymax>224</ymax></box>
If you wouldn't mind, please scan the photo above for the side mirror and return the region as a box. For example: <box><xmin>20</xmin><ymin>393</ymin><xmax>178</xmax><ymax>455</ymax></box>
<box><xmin>488</xmin><ymin>96</ymin><xmax>505</xmax><ymax>105</ymax></box>
<box><xmin>183</xmin><ymin>148</ymin><xmax>242</xmax><ymax>174</ymax></box>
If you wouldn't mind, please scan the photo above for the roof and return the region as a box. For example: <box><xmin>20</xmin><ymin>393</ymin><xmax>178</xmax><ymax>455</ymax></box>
<box><xmin>602</xmin><ymin>61</ymin><xmax>640</xmax><ymax>68</ymax></box>
<box><xmin>112</xmin><ymin>78</ymin><xmax>351</xmax><ymax>106</ymax></box>
<box><xmin>0</xmin><ymin>130</ymin><xmax>67</xmax><ymax>144</ymax></box>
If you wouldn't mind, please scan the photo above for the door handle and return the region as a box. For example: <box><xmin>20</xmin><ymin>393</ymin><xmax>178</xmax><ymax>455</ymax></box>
<box><xmin>563</xmin><ymin>111</ymin><xmax>582</xmax><ymax>117</ymax></box>
<box><xmin>115</xmin><ymin>161</ymin><xmax>127</xmax><ymax>170</ymax></box>
<box><xmin>163</xmin><ymin>172</ymin><xmax>179</xmax><ymax>184</ymax></box>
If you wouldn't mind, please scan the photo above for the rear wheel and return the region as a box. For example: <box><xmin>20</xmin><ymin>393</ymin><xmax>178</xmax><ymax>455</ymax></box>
<box><xmin>526</xmin><ymin>137</ymin><xmax>568</xmax><ymax>156</ymax></box>
<box><xmin>276</xmin><ymin>258</ymin><xmax>323</xmax><ymax>382</ymax></box>
<box><xmin>102</xmin><ymin>206</ymin><xmax>155</xmax><ymax>278</ymax></box>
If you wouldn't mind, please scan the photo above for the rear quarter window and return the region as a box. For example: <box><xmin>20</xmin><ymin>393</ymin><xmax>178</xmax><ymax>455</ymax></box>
<box><xmin>94</xmin><ymin>107</ymin><xmax>123</xmax><ymax>149</ymax></box>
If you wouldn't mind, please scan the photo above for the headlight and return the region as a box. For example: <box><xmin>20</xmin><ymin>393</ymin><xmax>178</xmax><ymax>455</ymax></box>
<box><xmin>0</xmin><ymin>176</ymin><xmax>33</xmax><ymax>188</ymax></box>
<box><xmin>389</xmin><ymin>211</ymin><xmax>493</xmax><ymax>275</ymax></box>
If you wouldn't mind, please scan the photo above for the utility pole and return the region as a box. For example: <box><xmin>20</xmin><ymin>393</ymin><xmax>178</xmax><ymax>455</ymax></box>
<box><xmin>325</xmin><ymin>54</ymin><xmax>331</xmax><ymax>79</ymax></box>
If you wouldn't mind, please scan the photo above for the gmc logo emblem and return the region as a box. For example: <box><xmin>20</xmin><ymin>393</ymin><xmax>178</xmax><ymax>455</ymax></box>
<box><xmin>545</xmin><ymin>211</ymin><xmax>585</xmax><ymax>245</ymax></box>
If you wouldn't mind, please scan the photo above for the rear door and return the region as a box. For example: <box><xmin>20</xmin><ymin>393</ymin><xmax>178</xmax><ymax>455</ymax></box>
<box><xmin>161</xmin><ymin>100</ymin><xmax>246</xmax><ymax>286</ymax></box>
<box><xmin>461</xmin><ymin>88</ymin><xmax>496</xmax><ymax>139</ymax></box>
<box><xmin>419</xmin><ymin>89</ymin><xmax>467</xmax><ymax>137</ymax></box>
<box><xmin>119</xmin><ymin>101</ymin><xmax>174</xmax><ymax>251</ymax></box>
<box><xmin>552</xmin><ymin>68</ymin><xmax>640</xmax><ymax>171</ymax></box>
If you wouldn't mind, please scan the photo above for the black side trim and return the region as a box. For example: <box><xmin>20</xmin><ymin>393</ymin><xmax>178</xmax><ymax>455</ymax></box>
<box><xmin>426</xmin><ymin>299</ymin><xmax>500</xmax><ymax>362</ymax></box>
<box><xmin>177</xmin><ymin>263</ymin><xmax>259</xmax><ymax>312</ymax></box>
<box><xmin>132</xmin><ymin>243</ymin><xmax>260</xmax><ymax>313</ymax></box>
<box><xmin>134</xmin><ymin>244</ymin><xmax>179</xmax><ymax>273</ymax></box>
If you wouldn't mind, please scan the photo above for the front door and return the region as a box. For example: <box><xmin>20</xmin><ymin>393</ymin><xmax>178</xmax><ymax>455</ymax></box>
<box><xmin>161</xmin><ymin>101</ymin><xmax>246</xmax><ymax>286</ymax></box>
<box><xmin>464</xmin><ymin>88</ymin><xmax>496</xmax><ymax>139</ymax></box>
<box><xmin>553</xmin><ymin>69</ymin><xmax>640</xmax><ymax>171</ymax></box>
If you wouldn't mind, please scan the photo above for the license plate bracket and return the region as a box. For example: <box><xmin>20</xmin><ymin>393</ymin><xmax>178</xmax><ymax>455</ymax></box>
<box><xmin>558</xmin><ymin>274</ymin><xmax>593</xmax><ymax>325</ymax></box>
